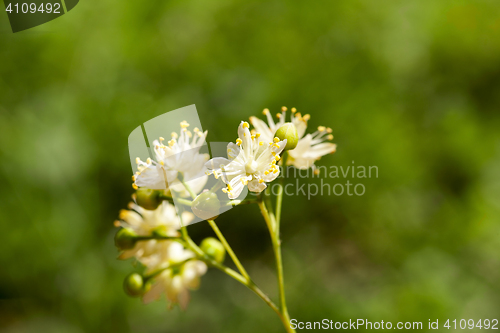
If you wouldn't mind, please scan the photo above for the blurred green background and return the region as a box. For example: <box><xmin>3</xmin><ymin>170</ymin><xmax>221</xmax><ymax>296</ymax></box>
<box><xmin>1</xmin><ymin>0</ymin><xmax>500</xmax><ymax>332</ymax></box>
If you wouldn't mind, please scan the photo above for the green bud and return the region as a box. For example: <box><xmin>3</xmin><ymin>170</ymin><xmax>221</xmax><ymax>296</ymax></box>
<box><xmin>275</xmin><ymin>122</ymin><xmax>299</xmax><ymax>151</ymax></box>
<box><xmin>191</xmin><ymin>191</ymin><xmax>220</xmax><ymax>220</ymax></box>
<box><xmin>114</xmin><ymin>228</ymin><xmax>137</xmax><ymax>250</ymax></box>
<box><xmin>135</xmin><ymin>188</ymin><xmax>162</xmax><ymax>210</ymax></box>
<box><xmin>200</xmin><ymin>237</ymin><xmax>226</xmax><ymax>263</ymax></box>
<box><xmin>123</xmin><ymin>273</ymin><xmax>145</xmax><ymax>297</ymax></box>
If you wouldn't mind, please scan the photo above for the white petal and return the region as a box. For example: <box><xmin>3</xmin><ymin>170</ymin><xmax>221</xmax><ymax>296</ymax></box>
<box><xmin>247</xmin><ymin>179</ymin><xmax>267</xmax><ymax>193</ymax></box>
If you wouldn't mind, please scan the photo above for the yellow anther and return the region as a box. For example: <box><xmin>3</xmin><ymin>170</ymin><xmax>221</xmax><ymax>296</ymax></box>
<box><xmin>255</xmin><ymin>133</ymin><xmax>261</xmax><ymax>138</ymax></box>
<box><xmin>132</xmin><ymin>183</ymin><xmax>138</xmax><ymax>190</ymax></box>
<box><xmin>193</xmin><ymin>127</ymin><xmax>199</xmax><ymax>132</ymax></box>
<box><xmin>272</xmin><ymin>151</ymin><xmax>276</xmax><ymax>156</ymax></box>
<box><xmin>259</xmin><ymin>141</ymin><xmax>264</xmax><ymax>146</ymax></box>
<box><xmin>186</xmin><ymin>131</ymin><xmax>192</xmax><ymax>138</ymax></box>
<box><xmin>276</xmin><ymin>113</ymin><xmax>282</xmax><ymax>118</ymax></box>
<box><xmin>314</xmin><ymin>169</ymin><xmax>320</xmax><ymax>175</ymax></box>
<box><xmin>273</xmin><ymin>169</ymin><xmax>278</xmax><ymax>174</ymax></box>
<box><xmin>250</xmin><ymin>129</ymin><xmax>256</xmax><ymax>135</ymax></box>
<box><xmin>135</xmin><ymin>157</ymin><xmax>141</xmax><ymax>164</ymax></box>
<box><xmin>251</xmin><ymin>135</ymin><xmax>256</xmax><ymax>140</ymax></box>
<box><xmin>295</xmin><ymin>112</ymin><xmax>302</xmax><ymax>118</ymax></box>
<box><xmin>291</xmin><ymin>107</ymin><xmax>297</xmax><ymax>113</ymax></box>
<box><xmin>119</xmin><ymin>210</ymin><xmax>128</xmax><ymax>219</ymax></box>
<box><xmin>113</xmin><ymin>220</ymin><xmax>120</xmax><ymax>227</ymax></box>
<box><xmin>259</xmin><ymin>179</ymin><xmax>265</xmax><ymax>183</ymax></box>
<box><xmin>236</xmin><ymin>138</ymin><xmax>242</xmax><ymax>146</ymax></box>
<box><xmin>180</xmin><ymin>120</ymin><xmax>190</xmax><ymax>128</ymax></box>
<box><xmin>327</xmin><ymin>134</ymin><xmax>334</xmax><ymax>140</ymax></box>
<box><xmin>227</xmin><ymin>184</ymin><xmax>233</xmax><ymax>191</ymax></box>
<box><xmin>303</xmin><ymin>114</ymin><xmax>311</xmax><ymax>121</ymax></box>
<box><xmin>263</xmin><ymin>108</ymin><xmax>270</xmax><ymax>115</ymax></box>
<box><xmin>168</xmin><ymin>139</ymin><xmax>176</xmax><ymax>147</ymax></box>
<box><xmin>159</xmin><ymin>137</ymin><xmax>165</xmax><ymax>142</ymax></box>
<box><xmin>273</xmin><ymin>137</ymin><xmax>280</xmax><ymax>143</ymax></box>
<box><xmin>197</xmin><ymin>131</ymin><xmax>204</xmax><ymax>137</ymax></box>
<box><xmin>146</xmin><ymin>158</ymin><xmax>152</xmax><ymax>164</ymax></box>
<box><xmin>171</xmin><ymin>132</ymin><xmax>178</xmax><ymax>138</ymax></box>
<box><xmin>318</xmin><ymin>126</ymin><xmax>326</xmax><ymax>132</ymax></box>
<box><xmin>281</xmin><ymin>106</ymin><xmax>287</xmax><ymax>112</ymax></box>
<box><xmin>242</xmin><ymin>122</ymin><xmax>250</xmax><ymax>128</ymax></box>
<box><xmin>160</xmin><ymin>161</ymin><xmax>165</xmax><ymax>166</ymax></box>
<box><xmin>326</xmin><ymin>127</ymin><xmax>332</xmax><ymax>133</ymax></box>
<box><xmin>132</xmin><ymin>175</ymin><xmax>136</xmax><ymax>181</ymax></box>
<box><xmin>275</xmin><ymin>155</ymin><xmax>280</xmax><ymax>161</ymax></box>
<box><xmin>264</xmin><ymin>171</ymin><xmax>269</xmax><ymax>175</ymax></box>
<box><xmin>273</xmin><ymin>143</ymin><xmax>280</xmax><ymax>148</ymax></box>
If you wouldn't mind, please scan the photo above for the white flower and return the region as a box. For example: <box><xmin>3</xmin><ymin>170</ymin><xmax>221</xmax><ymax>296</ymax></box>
<box><xmin>115</xmin><ymin>201</ymin><xmax>194</xmax><ymax>267</ymax></box>
<box><xmin>205</xmin><ymin>121</ymin><xmax>287</xmax><ymax>199</ymax></box>
<box><xmin>133</xmin><ymin>121</ymin><xmax>209</xmax><ymax>196</ymax></box>
<box><xmin>142</xmin><ymin>242</ymin><xmax>207</xmax><ymax>310</ymax></box>
<box><xmin>250</xmin><ymin>107</ymin><xmax>336</xmax><ymax>169</ymax></box>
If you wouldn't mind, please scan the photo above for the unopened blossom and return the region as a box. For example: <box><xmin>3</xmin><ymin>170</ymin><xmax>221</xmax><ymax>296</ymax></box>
<box><xmin>133</xmin><ymin>121</ymin><xmax>209</xmax><ymax>196</ymax></box>
<box><xmin>114</xmin><ymin>201</ymin><xmax>194</xmax><ymax>267</ymax></box>
<box><xmin>142</xmin><ymin>242</ymin><xmax>207</xmax><ymax>310</ymax></box>
<box><xmin>205</xmin><ymin>121</ymin><xmax>287</xmax><ymax>199</ymax></box>
<box><xmin>249</xmin><ymin>107</ymin><xmax>336</xmax><ymax>169</ymax></box>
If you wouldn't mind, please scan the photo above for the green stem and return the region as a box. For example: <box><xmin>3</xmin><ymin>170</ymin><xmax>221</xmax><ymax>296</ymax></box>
<box><xmin>177</xmin><ymin>211</ymin><xmax>287</xmax><ymax>329</ymax></box>
<box><xmin>179</xmin><ymin>174</ymin><xmax>197</xmax><ymax>199</ymax></box>
<box><xmin>207</xmin><ymin>219</ymin><xmax>250</xmax><ymax>281</ymax></box>
<box><xmin>258</xmin><ymin>199</ymin><xmax>294</xmax><ymax>333</ymax></box>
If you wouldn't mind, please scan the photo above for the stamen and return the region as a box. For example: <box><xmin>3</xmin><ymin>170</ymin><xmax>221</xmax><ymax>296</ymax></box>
<box><xmin>171</xmin><ymin>132</ymin><xmax>178</xmax><ymax>139</ymax></box>
<box><xmin>255</xmin><ymin>133</ymin><xmax>261</xmax><ymax>138</ymax></box>
<box><xmin>132</xmin><ymin>175</ymin><xmax>136</xmax><ymax>181</ymax></box>
<box><xmin>193</xmin><ymin>127</ymin><xmax>199</xmax><ymax>132</ymax></box>
<box><xmin>146</xmin><ymin>158</ymin><xmax>152</xmax><ymax>164</ymax></box>
<box><xmin>276</xmin><ymin>113</ymin><xmax>282</xmax><ymax>119</ymax></box>
<box><xmin>180</xmin><ymin>120</ymin><xmax>190</xmax><ymax>128</ymax></box>
<box><xmin>135</xmin><ymin>157</ymin><xmax>141</xmax><ymax>164</ymax></box>
<box><xmin>242</xmin><ymin>122</ymin><xmax>250</xmax><ymax>128</ymax></box>
<box><xmin>236</xmin><ymin>138</ymin><xmax>242</xmax><ymax>146</ymax></box>
<box><xmin>303</xmin><ymin>114</ymin><xmax>311</xmax><ymax>121</ymax></box>
<box><xmin>318</xmin><ymin>126</ymin><xmax>326</xmax><ymax>132</ymax></box>
<box><xmin>281</xmin><ymin>106</ymin><xmax>287</xmax><ymax>112</ymax></box>
<box><xmin>259</xmin><ymin>179</ymin><xmax>265</xmax><ymax>183</ymax></box>
<box><xmin>259</xmin><ymin>142</ymin><xmax>264</xmax><ymax>146</ymax></box>
<box><xmin>291</xmin><ymin>107</ymin><xmax>297</xmax><ymax>113</ymax></box>
<box><xmin>159</xmin><ymin>137</ymin><xmax>165</xmax><ymax>142</ymax></box>
<box><xmin>326</xmin><ymin>127</ymin><xmax>332</xmax><ymax>133</ymax></box>
<box><xmin>273</xmin><ymin>137</ymin><xmax>280</xmax><ymax>143</ymax></box>
<box><xmin>263</xmin><ymin>108</ymin><xmax>270</xmax><ymax>115</ymax></box>
<box><xmin>132</xmin><ymin>183</ymin><xmax>138</xmax><ymax>190</ymax></box>
<box><xmin>327</xmin><ymin>134</ymin><xmax>334</xmax><ymax>140</ymax></box>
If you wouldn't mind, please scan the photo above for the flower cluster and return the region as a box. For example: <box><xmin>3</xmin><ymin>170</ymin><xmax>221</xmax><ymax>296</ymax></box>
<box><xmin>115</xmin><ymin>201</ymin><xmax>209</xmax><ymax>309</ymax></box>
<box><xmin>114</xmin><ymin>108</ymin><xmax>336</xmax><ymax>320</ymax></box>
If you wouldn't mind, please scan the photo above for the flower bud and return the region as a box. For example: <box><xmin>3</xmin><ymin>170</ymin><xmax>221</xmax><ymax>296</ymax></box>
<box><xmin>275</xmin><ymin>122</ymin><xmax>299</xmax><ymax>151</ymax></box>
<box><xmin>114</xmin><ymin>228</ymin><xmax>137</xmax><ymax>250</ymax></box>
<box><xmin>191</xmin><ymin>191</ymin><xmax>220</xmax><ymax>220</ymax></box>
<box><xmin>123</xmin><ymin>273</ymin><xmax>145</xmax><ymax>297</ymax></box>
<box><xmin>135</xmin><ymin>188</ymin><xmax>162</xmax><ymax>210</ymax></box>
<box><xmin>200</xmin><ymin>237</ymin><xmax>226</xmax><ymax>263</ymax></box>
